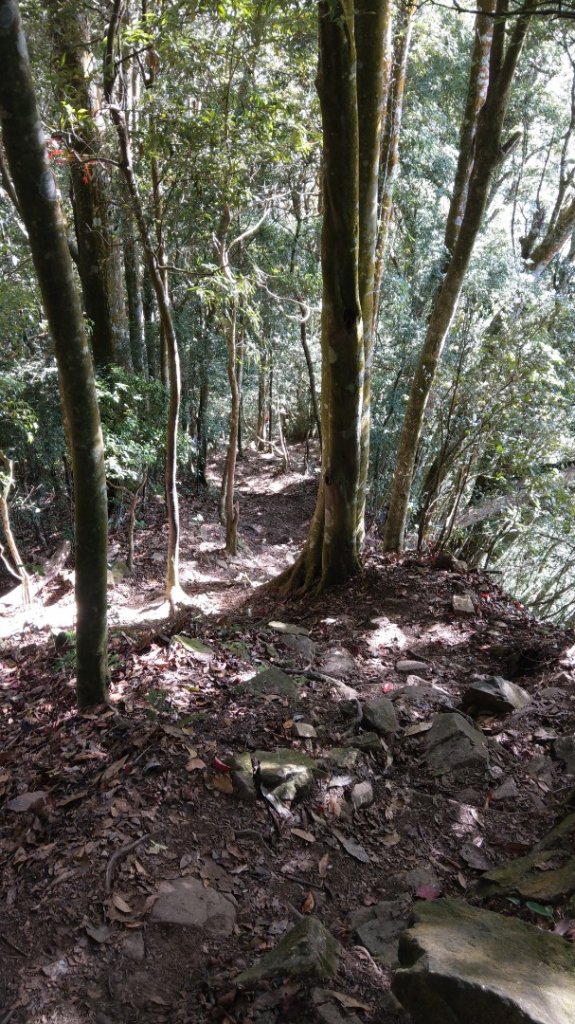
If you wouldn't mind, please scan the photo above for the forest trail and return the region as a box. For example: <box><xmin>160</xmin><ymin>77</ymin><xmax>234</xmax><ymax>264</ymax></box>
<box><xmin>2</xmin><ymin>447</ymin><xmax>575</xmax><ymax>1024</ymax></box>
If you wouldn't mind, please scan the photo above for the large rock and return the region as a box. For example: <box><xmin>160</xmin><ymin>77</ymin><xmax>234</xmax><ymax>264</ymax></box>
<box><xmin>320</xmin><ymin>647</ymin><xmax>358</xmax><ymax>679</ymax></box>
<box><xmin>231</xmin><ymin>747</ymin><xmax>318</xmax><ymax>803</ymax></box>
<box><xmin>237</xmin><ymin>917</ymin><xmax>340</xmax><ymax>985</ymax></box>
<box><xmin>477</xmin><ymin>814</ymin><xmax>575</xmax><ymax>903</ymax></box>
<box><xmin>150</xmin><ymin>877</ymin><xmax>236</xmax><ymax>935</ymax></box>
<box><xmin>462</xmin><ymin>676</ymin><xmax>530</xmax><ymax>714</ymax></box>
<box><xmin>237</xmin><ymin>666</ymin><xmax>299</xmax><ymax>700</ymax></box>
<box><xmin>361</xmin><ymin>697</ymin><xmax>399</xmax><ymax>736</ymax></box>
<box><xmin>392</xmin><ymin>898</ymin><xmax>575</xmax><ymax>1024</ymax></box>
<box><xmin>424</xmin><ymin>713</ymin><xmax>488</xmax><ymax>776</ymax></box>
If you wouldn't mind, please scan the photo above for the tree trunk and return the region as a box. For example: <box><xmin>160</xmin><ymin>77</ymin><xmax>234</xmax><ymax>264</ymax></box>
<box><xmin>224</xmin><ymin>301</ymin><xmax>240</xmax><ymax>554</ymax></box>
<box><xmin>47</xmin><ymin>0</ymin><xmax>129</xmax><ymax>371</ymax></box>
<box><xmin>105</xmin><ymin>23</ymin><xmax>184</xmax><ymax>606</ymax></box>
<box><xmin>383</xmin><ymin>0</ymin><xmax>532</xmax><ymax>552</ymax></box>
<box><xmin>276</xmin><ymin>0</ymin><xmax>364</xmax><ymax>592</ymax></box>
<box><xmin>0</xmin><ymin>0</ymin><xmax>108</xmax><ymax>705</ymax></box>
<box><xmin>123</xmin><ymin>198</ymin><xmax>147</xmax><ymax>376</ymax></box>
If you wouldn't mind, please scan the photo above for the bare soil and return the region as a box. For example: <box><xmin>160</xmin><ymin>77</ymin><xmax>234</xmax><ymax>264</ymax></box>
<box><xmin>1</xmin><ymin>446</ymin><xmax>575</xmax><ymax>1024</ymax></box>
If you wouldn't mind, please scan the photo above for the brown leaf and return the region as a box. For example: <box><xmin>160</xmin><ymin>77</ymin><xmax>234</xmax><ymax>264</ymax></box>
<box><xmin>301</xmin><ymin>891</ymin><xmax>315</xmax><ymax>914</ymax></box>
<box><xmin>318</xmin><ymin>852</ymin><xmax>330</xmax><ymax>878</ymax></box>
<box><xmin>185</xmin><ymin>757</ymin><xmax>206</xmax><ymax>772</ymax></box>
<box><xmin>290</xmin><ymin>828</ymin><xmax>316</xmax><ymax>844</ymax></box>
<box><xmin>111</xmin><ymin>894</ymin><xmax>132</xmax><ymax>914</ymax></box>
<box><xmin>213</xmin><ymin>773</ymin><xmax>234</xmax><ymax>794</ymax></box>
<box><xmin>332</xmin><ymin>829</ymin><xmax>370</xmax><ymax>863</ymax></box>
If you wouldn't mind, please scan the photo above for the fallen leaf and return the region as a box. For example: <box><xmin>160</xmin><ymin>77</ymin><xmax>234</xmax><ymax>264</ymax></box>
<box><xmin>111</xmin><ymin>894</ymin><xmax>132</xmax><ymax>914</ymax></box>
<box><xmin>291</xmin><ymin>828</ymin><xmax>316</xmax><ymax>844</ymax></box>
<box><xmin>331</xmin><ymin>991</ymin><xmax>373</xmax><ymax>1012</ymax></box>
<box><xmin>301</xmin><ymin>891</ymin><xmax>315</xmax><ymax>914</ymax></box>
<box><xmin>332</xmin><ymin>829</ymin><xmax>370</xmax><ymax>863</ymax></box>
<box><xmin>318</xmin><ymin>853</ymin><xmax>330</xmax><ymax>878</ymax></box>
<box><xmin>186</xmin><ymin>757</ymin><xmax>206</xmax><ymax>772</ymax></box>
<box><xmin>381</xmin><ymin>831</ymin><xmax>401</xmax><ymax>847</ymax></box>
<box><xmin>213</xmin><ymin>773</ymin><xmax>234</xmax><ymax>794</ymax></box>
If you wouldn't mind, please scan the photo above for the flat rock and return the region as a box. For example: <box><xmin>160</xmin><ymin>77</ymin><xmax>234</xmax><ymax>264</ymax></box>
<box><xmin>150</xmin><ymin>877</ymin><xmax>236</xmax><ymax>935</ymax></box>
<box><xmin>293</xmin><ymin>721</ymin><xmax>317</xmax><ymax>739</ymax></box>
<box><xmin>320</xmin><ymin>647</ymin><xmax>358</xmax><ymax>679</ymax></box>
<box><xmin>554</xmin><ymin>735</ymin><xmax>575</xmax><ymax>774</ymax></box>
<box><xmin>452</xmin><ymin>594</ymin><xmax>475</xmax><ymax>614</ymax></box>
<box><xmin>424</xmin><ymin>713</ymin><xmax>489</xmax><ymax>775</ymax></box>
<box><xmin>232</xmin><ymin>748</ymin><xmax>318</xmax><ymax>803</ymax></box>
<box><xmin>463</xmin><ymin>676</ymin><xmax>530</xmax><ymax>714</ymax></box>
<box><xmin>237</xmin><ymin>666</ymin><xmax>299</xmax><ymax>700</ymax></box>
<box><xmin>323</xmin><ymin>747</ymin><xmax>359</xmax><ymax>769</ymax></box>
<box><xmin>350</xmin><ymin>781</ymin><xmax>374</xmax><ymax>810</ymax></box>
<box><xmin>477</xmin><ymin>848</ymin><xmax>575</xmax><ymax>903</ymax></box>
<box><xmin>122</xmin><ymin>932</ymin><xmax>145</xmax><ymax>962</ymax></box>
<box><xmin>392</xmin><ymin>898</ymin><xmax>575</xmax><ymax>1024</ymax></box>
<box><xmin>396</xmin><ymin>660</ymin><xmax>430</xmax><ymax>675</ymax></box>
<box><xmin>361</xmin><ymin>697</ymin><xmax>399</xmax><ymax>736</ymax></box>
<box><xmin>344</xmin><ymin>732</ymin><xmax>382</xmax><ymax>753</ymax></box>
<box><xmin>236</xmin><ymin>917</ymin><xmax>341</xmax><ymax>985</ymax></box>
<box><xmin>392</xmin><ymin>676</ymin><xmax>452</xmax><ymax>708</ymax></box>
<box><xmin>268</xmin><ymin>621</ymin><xmax>310</xmax><ymax>636</ymax></box>
<box><xmin>350</xmin><ymin>899</ymin><xmax>408</xmax><ymax>965</ymax></box>
<box><xmin>312</xmin><ymin>990</ymin><xmax>362</xmax><ymax>1024</ymax></box>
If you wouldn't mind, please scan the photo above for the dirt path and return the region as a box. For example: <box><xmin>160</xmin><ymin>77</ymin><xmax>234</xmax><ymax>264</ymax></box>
<box><xmin>1</xmin><ymin>447</ymin><xmax>575</xmax><ymax>1023</ymax></box>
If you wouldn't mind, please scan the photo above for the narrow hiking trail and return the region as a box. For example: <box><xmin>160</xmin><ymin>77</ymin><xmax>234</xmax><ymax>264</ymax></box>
<box><xmin>2</xmin><ymin>447</ymin><xmax>575</xmax><ymax>1024</ymax></box>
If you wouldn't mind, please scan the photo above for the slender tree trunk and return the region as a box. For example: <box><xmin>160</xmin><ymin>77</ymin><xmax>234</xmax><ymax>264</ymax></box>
<box><xmin>384</xmin><ymin>0</ymin><xmax>532</xmax><ymax>552</ymax></box>
<box><xmin>105</xmin><ymin>26</ymin><xmax>184</xmax><ymax>606</ymax></box>
<box><xmin>0</xmin><ymin>0</ymin><xmax>108</xmax><ymax>704</ymax></box>
<box><xmin>224</xmin><ymin>301</ymin><xmax>240</xmax><ymax>554</ymax></box>
<box><xmin>297</xmin><ymin>294</ymin><xmax>322</xmax><ymax>448</ymax></box>
<box><xmin>355</xmin><ymin>0</ymin><xmax>393</xmax><ymax>544</ymax></box>
<box><xmin>123</xmin><ymin>198</ymin><xmax>147</xmax><ymax>375</ymax></box>
<box><xmin>0</xmin><ymin>453</ymin><xmax>32</xmax><ymax>605</ymax></box>
<box><xmin>236</xmin><ymin>327</ymin><xmax>245</xmax><ymax>460</ymax></box>
<box><xmin>196</xmin><ymin>371</ymin><xmax>209</xmax><ymax>489</ymax></box>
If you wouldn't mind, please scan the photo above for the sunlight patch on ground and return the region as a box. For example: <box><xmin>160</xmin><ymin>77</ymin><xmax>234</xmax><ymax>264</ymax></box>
<box><xmin>364</xmin><ymin>616</ymin><xmax>408</xmax><ymax>653</ymax></box>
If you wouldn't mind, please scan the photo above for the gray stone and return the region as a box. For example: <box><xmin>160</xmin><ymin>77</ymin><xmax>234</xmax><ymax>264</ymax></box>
<box><xmin>150</xmin><ymin>877</ymin><xmax>236</xmax><ymax>935</ymax></box>
<box><xmin>351</xmin><ymin>900</ymin><xmax>408</xmax><ymax>965</ymax></box>
<box><xmin>424</xmin><ymin>713</ymin><xmax>489</xmax><ymax>776</ymax></box>
<box><xmin>554</xmin><ymin>735</ymin><xmax>575</xmax><ymax>774</ymax></box>
<box><xmin>351</xmin><ymin>781</ymin><xmax>374</xmax><ymax>810</ymax></box>
<box><xmin>490</xmin><ymin>777</ymin><xmax>519</xmax><ymax>801</ymax></box>
<box><xmin>293</xmin><ymin>721</ymin><xmax>317</xmax><ymax>739</ymax></box>
<box><xmin>324</xmin><ymin>747</ymin><xmax>359</xmax><ymax>769</ymax></box>
<box><xmin>392</xmin><ymin>676</ymin><xmax>452</xmax><ymax>708</ymax></box>
<box><xmin>477</xmin><ymin>849</ymin><xmax>575</xmax><ymax>903</ymax></box>
<box><xmin>362</xmin><ymin>697</ymin><xmax>399</xmax><ymax>736</ymax></box>
<box><xmin>392</xmin><ymin>898</ymin><xmax>575</xmax><ymax>1024</ymax></box>
<box><xmin>463</xmin><ymin>676</ymin><xmax>531</xmax><ymax>714</ymax></box>
<box><xmin>268</xmin><ymin>621</ymin><xmax>310</xmax><ymax>636</ymax></box>
<box><xmin>237</xmin><ymin>917</ymin><xmax>341</xmax><ymax>985</ymax></box>
<box><xmin>122</xmin><ymin>932</ymin><xmax>145</xmax><ymax>962</ymax></box>
<box><xmin>452</xmin><ymin>594</ymin><xmax>475</xmax><ymax>614</ymax></box>
<box><xmin>396</xmin><ymin>660</ymin><xmax>430</xmax><ymax>675</ymax></box>
<box><xmin>238</xmin><ymin>666</ymin><xmax>299</xmax><ymax>700</ymax></box>
<box><xmin>320</xmin><ymin>647</ymin><xmax>358</xmax><ymax>679</ymax></box>
<box><xmin>312</xmin><ymin>990</ymin><xmax>362</xmax><ymax>1024</ymax></box>
<box><xmin>280</xmin><ymin>633</ymin><xmax>318</xmax><ymax>661</ymax></box>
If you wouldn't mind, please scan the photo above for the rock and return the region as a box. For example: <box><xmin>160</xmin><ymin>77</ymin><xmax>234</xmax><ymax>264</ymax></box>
<box><xmin>236</xmin><ymin>917</ymin><xmax>341</xmax><ymax>985</ymax></box>
<box><xmin>7</xmin><ymin>791</ymin><xmax>49</xmax><ymax>813</ymax></box>
<box><xmin>268</xmin><ymin>621</ymin><xmax>310</xmax><ymax>636</ymax></box>
<box><xmin>293</xmin><ymin>721</ymin><xmax>317</xmax><ymax>739</ymax></box>
<box><xmin>150</xmin><ymin>877</ymin><xmax>236</xmax><ymax>935</ymax></box>
<box><xmin>433</xmin><ymin>552</ymin><xmax>468</xmax><ymax>572</ymax></box>
<box><xmin>324</xmin><ymin>747</ymin><xmax>359</xmax><ymax>769</ymax></box>
<box><xmin>350</xmin><ymin>899</ymin><xmax>408</xmax><ymax>964</ymax></box>
<box><xmin>490</xmin><ymin>777</ymin><xmax>519</xmax><ymax>802</ymax></box>
<box><xmin>554</xmin><ymin>735</ymin><xmax>575</xmax><ymax>774</ymax></box>
<box><xmin>452</xmin><ymin>594</ymin><xmax>475</xmax><ymax>614</ymax></box>
<box><xmin>237</xmin><ymin>666</ymin><xmax>299</xmax><ymax>700</ymax></box>
<box><xmin>400</xmin><ymin>863</ymin><xmax>441</xmax><ymax>894</ymax></box>
<box><xmin>462</xmin><ymin>676</ymin><xmax>531</xmax><ymax>714</ymax></box>
<box><xmin>350</xmin><ymin>781</ymin><xmax>374</xmax><ymax>810</ymax></box>
<box><xmin>361</xmin><ymin>697</ymin><xmax>399</xmax><ymax>736</ymax></box>
<box><xmin>320</xmin><ymin>647</ymin><xmax>358</xmax><ymax>679</ymax></box>
<box><xmin>230</xmin><ymin>751</ymin><xmax>257</xmax><ymax>802</ymax></box>
<box><xmin>396</xmin><ymin>660</ymin><xmax>430</xmax><ymax>675</ymax></box>
<box><xmin>312</xmin><ymin>990</ymin><xmax>362</xmax><ymax>1024</ymax></box>
<box><xmin>122</xmin><ymin>932</ymin><xmax>145</xmax><ymax>961</ymax></box>
<box><xmin>424</xmin><ymin>713</ymin><xmax>489</xmax><ymax>776</ymax></box>
<box><xmin>477</xmin><ymin>848</ymin><xmax>575</xmax><ymax>903</ymax></box>
<box><xmin>344</xmin><ymin>732</ymin><xmax>382</xmax><ymax>753</ymax></box>
<box><xmin>392</xmin><ymin>898</ymin><xmax>575</xmax><ymax>1024</ymax></box>
<box><xmin>392</xmin><ymin>676</ymin><xmax>452</xmax><ymax>708</ymax></box>
<box><xmin>280</xmin><ymin>633</ymin><xmax>318</xmax><ymax>661</ymax></box>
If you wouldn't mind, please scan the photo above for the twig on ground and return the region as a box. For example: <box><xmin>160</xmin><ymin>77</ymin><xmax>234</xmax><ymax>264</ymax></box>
<box><xmin>105</xmin><ymin>834</ymin><xmax>151</xmax><ymax>893</ymax></box>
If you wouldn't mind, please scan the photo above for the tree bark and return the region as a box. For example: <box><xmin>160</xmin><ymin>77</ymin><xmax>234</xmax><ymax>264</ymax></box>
<box><xmin>47</xmin><ymin>0</ymin><xmax>129</xmax><ymax>371</ymax></box>
<box><xmin>0</xmin><ymin>0</ymin><xmax>108</xmax><ymax>705</ymax></box>
<box><xmin>383</xmin><ymin>0</ymin><xmax>532</xmax><ymax>552</ymax></box>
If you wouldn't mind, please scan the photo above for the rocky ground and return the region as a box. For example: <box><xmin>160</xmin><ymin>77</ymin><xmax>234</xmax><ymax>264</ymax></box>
<box><xmin>2</xmin><ymin>447</ymin><xmax>575</xmax><ymax>1024</ymax></box>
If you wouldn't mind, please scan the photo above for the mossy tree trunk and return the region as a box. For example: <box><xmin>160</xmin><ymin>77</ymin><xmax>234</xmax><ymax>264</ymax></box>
<box><xmin>383</xmin><ymin>0</ymin><xmax>532</xmax><ymax>553</ymax></box>
<box><xmin>47</xmin><ymin>0</ymin><xmax>129</xmax><ymax>371</ymax></box>
<box><xmin>0</xmin><ymin>0</ymin><xmax>108</xmax><ymax>705</ymax></box>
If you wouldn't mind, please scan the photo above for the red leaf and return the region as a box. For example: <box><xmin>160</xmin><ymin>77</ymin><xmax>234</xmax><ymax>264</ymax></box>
<box><xmin>213</xmin><ymin>756</ymin><xmax>232</xmax><ymax>773</ymax></box>
<box><xmin>415</xmin><ymin>884</ymin><xmax>441</xmax><ymax>900</ymax></box>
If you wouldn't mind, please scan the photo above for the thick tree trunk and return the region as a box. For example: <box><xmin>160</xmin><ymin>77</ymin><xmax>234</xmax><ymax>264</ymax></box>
<box><xmin>47</xmin><ymin>0</ymin><xmax>129</xmax><ymax>371</ymax></box>
<box><xmin>383</xmin><ymin>0</ymin><xmax>532</xmax><ymax>552</ymax></box>
<box><xmin>0</xmin><ymin>0</ymin><xmax>108</xmax><ymax>705</ymax></box>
